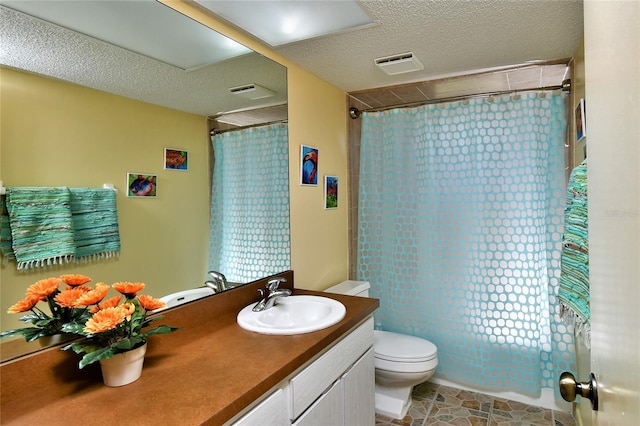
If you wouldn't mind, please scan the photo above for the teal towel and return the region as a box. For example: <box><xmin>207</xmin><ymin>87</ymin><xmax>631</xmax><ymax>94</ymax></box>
<box><xmin>5</xmin><ymin>187</ymin><xmax>76</xmax><ymax>270</ymax></box>
<box><xmin>3</xmin><ymin>186</ymin><xmax>121</xmax><ymax>270</ymax></box>
<box><xmin>558</xmin><ymin>160</ymin><xmax>590</xmax><ymax>348</ymax></box>
<box><xmin>0</xmin><ymin>196</ymin><xmax>15</xmax><ymax>263</ymax></box>
<box><xmin>70</xmin><ymin>188</ymin><xmax>121</xmax><ymax>260</ymax></box>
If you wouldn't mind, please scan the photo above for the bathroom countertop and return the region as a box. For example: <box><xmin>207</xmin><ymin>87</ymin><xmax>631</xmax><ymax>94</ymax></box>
<box><xmin>0</xmin><ymin>272</ymin><xmax>379</xmax><ymax>426</ymax></box>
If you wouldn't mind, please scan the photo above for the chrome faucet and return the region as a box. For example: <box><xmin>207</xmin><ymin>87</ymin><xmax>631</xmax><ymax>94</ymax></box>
<box><xmin>252</xmin><ymin>277</ymin><xmax>291</xmax><ymax>312</ymax></box>
<box><xmin>206</xmin><ymin>270</ymin><xmax>228</xmax><ymax>293</ymax></box>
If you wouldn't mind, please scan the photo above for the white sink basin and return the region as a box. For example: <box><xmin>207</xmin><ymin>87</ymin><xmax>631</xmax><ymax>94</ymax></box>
<box><xmin>237</xmin><ymin>295</ymin><xmax>346</xmax><ymax>335</ymax></box>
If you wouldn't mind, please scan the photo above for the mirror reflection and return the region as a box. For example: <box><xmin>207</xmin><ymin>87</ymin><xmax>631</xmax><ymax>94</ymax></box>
<box><xmin>0</xmin><ymin>1</ymin><xmax>289</xmax><ymax>361</ymax></box>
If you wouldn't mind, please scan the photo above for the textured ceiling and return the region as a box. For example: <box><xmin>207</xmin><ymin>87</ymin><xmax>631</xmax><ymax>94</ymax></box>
<box><xmin>0</xmin><ymin>1</ymin><xmax>584</xmax><ymax>119</ymax></box>
<box><xmin>275</xmin><ymin>0</ymin><xmax>584</xmax><ymax>92</ymax></box>
<box><xmin>0</xmin><ymin>5</ymin><xmax>287</xmax><ymax>118</ymax></box>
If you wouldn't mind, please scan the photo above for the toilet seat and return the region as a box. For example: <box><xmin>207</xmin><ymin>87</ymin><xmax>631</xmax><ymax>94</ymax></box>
<box><xmin>374</xmin><ymin>330</ymin><xmax>437</xmax><ymax>363</ymax></box>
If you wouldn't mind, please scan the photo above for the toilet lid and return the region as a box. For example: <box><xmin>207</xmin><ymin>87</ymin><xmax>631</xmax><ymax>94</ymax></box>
<box><xmin>374</xmin><ymin>330</ymin><xmax>437</xmax><ymax>363</ymax></box>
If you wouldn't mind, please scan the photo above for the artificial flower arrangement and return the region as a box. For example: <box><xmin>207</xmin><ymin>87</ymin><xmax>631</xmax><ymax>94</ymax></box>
<box><xmin>1</xmin><ymin>274</ymin><xmax>95</xmax><ymax>342</ymax></box>
<box><xmin>3</xmin><ymin>274</ymin><xmax>179</xmax><ymax>368</ymax></box>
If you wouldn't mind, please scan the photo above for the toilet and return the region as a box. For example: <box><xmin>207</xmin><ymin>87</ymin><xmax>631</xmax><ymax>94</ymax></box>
<box><xmin>325</xmin><ymin>280</ymin><xmax>438</xmax><ymax>419</ymax></box>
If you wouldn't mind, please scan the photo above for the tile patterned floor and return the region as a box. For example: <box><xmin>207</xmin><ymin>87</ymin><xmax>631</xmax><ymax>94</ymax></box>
<box><xmin>375</xmin><ymin>383</ymin><xmax>576</xmax><ymax>426</ymax></box>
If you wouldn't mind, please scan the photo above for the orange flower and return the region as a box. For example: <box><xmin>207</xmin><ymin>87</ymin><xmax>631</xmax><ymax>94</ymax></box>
<box><xmin>26</xmin><ymin>278</ymin><xmax>61</xmax><ymax>301</ymax></box>
<box><xmin>137</xmin><ymin>294</ymin><xmax>166</xmax><ymax>311</ymax></box>
<box><xmin>89</xmin><ymin>295</ymin><xmax>123</xmax><ymax>313</ymax></box>
<box><xmin>66</xmin><ymin>285</ymin><xmax>92</xmax><ymax>293</ymax></box>
<box><xmin>84</xmin><ymin>307</ymin><xmax>126</xmax><ymax>334</ymax></box>
<box><xmin>7</xmin><ymin>295</ymin><xmax>40</xmax><ymax>313</ymax></box>
<box><xmin>55</xmin><ymin>287</ymin><xmax>89</xmax><ymax>308</ymax></box>
<box><xmin>74</xmin><ymin>283</ymin><xmax>110</xmax><ymax>307</ymax></box>
<box><xmin>120</xmin><ymin>302</ymin><xmax>136</xmax><ymax>320</ymax></box>
<box><xmin>60</xmin><ymin>274</ymin><xmax>92</xmax><ymax>286</ymax></box>
<box><xmin>112</xmin><ymin>282</ymin><xmax>145</xmax><ymax>297</ymax></box>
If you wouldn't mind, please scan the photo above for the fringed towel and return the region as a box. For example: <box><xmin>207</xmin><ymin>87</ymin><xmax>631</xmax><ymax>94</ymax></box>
<box><xmin>70</xmin><ymin>188</ymin><xmax>121</xmax><ymax>261</ymax></box>
<box><xmin>558</xmin><ymin>160</ymin><xmax>590</xmax><ymax>348</ymax></box>
<box><xmin>5</xmin><ymin>187</ymin><xmax>76</xmax><ymax>270</ymax></box>
<box><xmin>0</xmin><ymin>196</ymin><xmax>15</xmax><ymax>263</ymax></box>
<box><xmin>1</xmin><ymin>186</ymin><xmax>121</xmax><ymax>270</ymax></box>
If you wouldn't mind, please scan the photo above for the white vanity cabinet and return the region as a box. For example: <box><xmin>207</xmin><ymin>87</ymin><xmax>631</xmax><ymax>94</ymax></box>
<box><xmin>232</xmin><ymin>389</ymin><xmax>287</xmax><ymax>426</ymax></box>
<box><xmin>342</xmin><ymin>347</ymin><xmax>375</xmax><ymax>426</ymax></box>
<box><xmin>230</xmin><ymin>317</ymin><xmax>374</xmax><ymax>426</ymax></box>
<box><xmin>292</xmin><ymin>379</ymin><xmax>343</xmax><ymax>426</ymax></box>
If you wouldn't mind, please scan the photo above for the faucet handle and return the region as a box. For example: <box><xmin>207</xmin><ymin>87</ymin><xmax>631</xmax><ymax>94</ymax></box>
<box><xmin>266</xmin><ymin>277</ymin><xmax>287</xmax><ymax>292</ymax></box>
<box><xmin>252</xmin><ymin>289</ymin><xmax>267</xmax><ymax>312</ymax></box>
<box><xmin>205</xmin><ymin>280</ymin><xmax>220</xmax><ymax>292</ymax></box>
<box><xmin>208</xmin><ymin>270</ymin><xmax>226</xmax><ymax>281</ymax></box>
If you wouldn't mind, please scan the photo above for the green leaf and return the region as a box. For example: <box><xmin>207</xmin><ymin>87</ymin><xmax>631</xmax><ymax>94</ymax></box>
<box><xmin>61</xmin><ymin>322</ymin><xmax>86</xmax><ymax>335</ymax></box>
<box><xmin>79</xmin><ymin>347</ymin><xmax>114</xmax><ymax>369</ymax></box>
<box><xmin>0</xmin><ymin>327</ymin><xmax>53</xmax><ymax>342</ymax></box>
<box><xmin>112</xmin><ymin>338</ymin><xmax>143</xmax><ymax>352</ymax></box>
<box><xmin>144</xmin><ymin>325</ymin><xmax>180</xmax><ymax>336</ymax></box>
<box><xmin>0</xmin><ymin>328</ymin><xmax>28</xmax><ymax>339</ymax></box>
<box><xmin>18</xmin><ymin>313</ymin><xmax>44</xmax><ymax>323</ymax></box>
<box><xmin>33</xmin><ymin>317</ymin><xmax>59</xmax><ymax>328</ymax></box>
<box><xmin>63</xmin><ymin>340</ymin><xmax>102</xmax><ymax>355</ymax></box>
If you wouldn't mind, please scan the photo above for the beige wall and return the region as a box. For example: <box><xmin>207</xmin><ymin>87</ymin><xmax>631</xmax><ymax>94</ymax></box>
<box><xmin>1</xmin><ymin>1</ymin><xmax>349</xmax><ymax>331</ymax></box>
<box><xmin>287</xmin><ymin>73</ymin><xmax>349</xmax><ymax>289</ymax></box>
<box><xmin>0</xmin><ymin>68</ymin><xmax>211</xmax><ymax>331</ymax></box>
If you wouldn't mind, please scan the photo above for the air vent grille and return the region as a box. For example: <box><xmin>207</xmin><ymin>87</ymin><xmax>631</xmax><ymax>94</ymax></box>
<box><xmin>228</xmin><ymin>84</ymin><xmax>275</xmax><ymax>100</ymax></box>
<box><xmin>374</xmin><ymin>52</ymin><xmax>424</xmax><ymax>75</ymax></box>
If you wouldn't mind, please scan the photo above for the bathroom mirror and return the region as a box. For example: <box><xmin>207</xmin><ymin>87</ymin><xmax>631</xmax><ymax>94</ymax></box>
<box><xmin>0</xmin><ymin>1</ymin><xmax>289</xmax><ymax>361</ymax></box>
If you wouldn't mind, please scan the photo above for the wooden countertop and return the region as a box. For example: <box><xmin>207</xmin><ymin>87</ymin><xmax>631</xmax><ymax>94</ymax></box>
<box><xmin>0</xmin><ymin>271</ymin><xmax>378</xmax><ymax>425</ymax></box>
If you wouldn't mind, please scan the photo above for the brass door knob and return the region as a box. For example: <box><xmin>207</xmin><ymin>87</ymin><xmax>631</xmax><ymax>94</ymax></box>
<box><xmin>559</xmin><ymin>371</ymin><xmax>599</xmax><ymax>410</ymax></box>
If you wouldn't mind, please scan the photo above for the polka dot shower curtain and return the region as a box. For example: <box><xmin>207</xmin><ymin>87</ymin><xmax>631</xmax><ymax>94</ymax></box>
<box><xmin>357</xmin><ymin>92</ymin><xmax>576</xmax><ymax>394</ymax></box>
<box><xmin>209</xmin><ymin>124</ymin><xmax>290</xmax><ymax>283</ymax></box>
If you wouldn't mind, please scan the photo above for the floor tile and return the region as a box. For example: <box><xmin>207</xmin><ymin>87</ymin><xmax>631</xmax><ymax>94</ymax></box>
<box><xmin>491</xmin><ymin>398</ymin><xmax>553</xmax><ymax>426</ymax></box>
<box><xmin>436</xmin><ymin>385</ymin><xmax>493</xmax><ymax>413</ymax></box>
<box><xmin>425</xmin><ymin>400</ymin><xmax>489</xmax><ymax>425</ymax></box>
<box><xmin>374</xmin><ymin>383</ymin><xmax>576</xmax><ymax>426</ymax></box>
<box><xmin>553</xmin><ymin>410</ymin><xmax>577</xmax><ymax>426</ymax></box>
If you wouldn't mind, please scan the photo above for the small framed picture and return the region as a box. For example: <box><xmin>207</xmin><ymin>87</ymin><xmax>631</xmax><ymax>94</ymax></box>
<box><xmin>127</xmin><ymin>173</ymin><xmax>157</xmax><ymax>198</ymax></box>
<box><xmin>324</xmin><ymin>176</ymin><xmax>338</xmax><ymax>209</ymax></box>
<box><xmin>300</xmin><ymin>145</ymin><xmax>319</xmax><ymax>186</ymax></box>
<box><xmin>164</xmin><ymin>148</ymin><xmax>188</xmax><ymax>170</ymax></box>
<box><xmin>575</xmin><ymin>99</ymin><xmax>586</xmax><ymax>142</ymax></box>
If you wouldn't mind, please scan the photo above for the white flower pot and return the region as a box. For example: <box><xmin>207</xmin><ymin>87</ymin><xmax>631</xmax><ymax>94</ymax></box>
<box><xmin>99</xmin><ymin>343</ymin><xmax>147</xmax><ymax>387</ymax></box>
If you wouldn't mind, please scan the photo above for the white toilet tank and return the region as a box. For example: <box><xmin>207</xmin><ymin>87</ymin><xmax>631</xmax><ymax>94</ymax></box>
<box><xmin>325</xmin><ymin>280</ymin><xmax>370</xmax><ymax>297</ymax></box>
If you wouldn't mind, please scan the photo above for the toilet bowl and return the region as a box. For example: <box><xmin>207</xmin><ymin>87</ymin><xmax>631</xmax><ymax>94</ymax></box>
<box><xmin>325</xmin><ymin>280</ymin><xmax>438</xmax><ymax>419</ymax></box>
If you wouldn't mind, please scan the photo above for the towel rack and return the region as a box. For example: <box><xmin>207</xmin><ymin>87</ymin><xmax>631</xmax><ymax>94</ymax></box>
<box><xmin>103</xmin><ymin>183</ymin><xmax>118</xmax><ymax>193</ymax></box>
<box><xmin>0</xmin><ymin>182</ymin><xmax>117</xmax><ymax>195</ymax></box>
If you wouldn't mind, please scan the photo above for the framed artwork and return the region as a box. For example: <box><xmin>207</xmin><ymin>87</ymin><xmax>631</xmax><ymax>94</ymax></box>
<box><xmin>575</xmin><ymin>98</ymin><xmax>586</xmax><ymax>142</ymax></box>
<box><xmin>127</xmin><ymin>173</ymin><xmax>157</xmax><ymax>197</ymax></box>
<box><xmin>324</xmin><ymin>176</ymin><xmax>338</xmax><ymax>209</ymax></box>
<box><xmin>300</xmin><ymin>145</ymin><xmax>319</xmax><ymax>186</ymax></box>
<box><xmin>164</xmin><ymin>148</ymin><xmax>188</xmax><ymax>170</ymax></box>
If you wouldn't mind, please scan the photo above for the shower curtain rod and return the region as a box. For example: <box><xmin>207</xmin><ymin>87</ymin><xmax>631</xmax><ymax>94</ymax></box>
<box><xmin>350</xmin><ymin>83</ymin><xmax>569</xmax><ymax>115</ymax></box>
<box><xmin>210</xmin><ymin>119</ymin><xmax>288</xmax><ymax>135</ymax></box>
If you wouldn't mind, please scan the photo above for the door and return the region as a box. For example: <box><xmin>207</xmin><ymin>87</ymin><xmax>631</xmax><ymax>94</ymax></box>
<box><xmin>583</xmin><ymin>1</ymin><xmax>639</xmax><ymax>425</ymax></box>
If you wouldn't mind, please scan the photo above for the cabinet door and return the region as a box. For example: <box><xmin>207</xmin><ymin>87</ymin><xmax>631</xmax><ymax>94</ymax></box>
<box><xmin>293</xmin><ymin>380</ymin><xmax>343</xmax><ymax>426</ymax></box>
<box><xmin>232</xmin><ymin>389</ymin><xmax>287</xmax><ymax>426</ymax></box>
<box><xmin>342</xmin><ymin>348</ymin><xmax>375</xmax><ymax>426</ymax></box>
<box><xmin>289</xmin><ymin>317</ymin><xmax>374</xmax><ymax>420</ymax></box>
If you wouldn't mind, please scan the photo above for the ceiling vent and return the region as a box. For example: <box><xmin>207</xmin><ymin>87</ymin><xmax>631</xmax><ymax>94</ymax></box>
<box><xmin>228</xmin><ymin>84</ymin><xmax>275</xmax><ymax>100</ymax></box>
<box><xmin>374</xmin><ymin>52</ymin><xmax>424</xmax><ymax>75</ymax></box>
